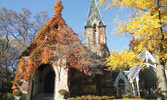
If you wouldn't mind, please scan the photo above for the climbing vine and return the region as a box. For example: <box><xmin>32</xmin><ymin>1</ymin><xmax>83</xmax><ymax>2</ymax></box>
<box><xmin>12</xmin><ymin>0</ymin><xmax>90</xmax><ymax>93</ymax></box>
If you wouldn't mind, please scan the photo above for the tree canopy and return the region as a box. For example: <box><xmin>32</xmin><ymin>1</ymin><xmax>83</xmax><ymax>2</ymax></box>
<box><xmin>98</xmin><ymin>0</ymin><xmax>167</xmax><ymax>70</ymax></box>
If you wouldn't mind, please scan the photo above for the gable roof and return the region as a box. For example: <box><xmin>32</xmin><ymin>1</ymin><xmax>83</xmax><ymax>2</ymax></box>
<box><xmin>85</xmin><ymin>0</ymin><xmax>105</xmax><ymax>27</ymax></box>
<box><xmin>138</xmin><ymin>50</ymin><xmax>156</xmax><ymax>63</ymax></box>
<box><xmin>115</xmin><ymin>71</ymin><xmax>128</xmax><ymax>84</ymax></box>
<box><xmin>113</xmin><ymin>71</ymin><xmax>129</xmax><ymax>82</ymax></box>
<box><xmin>128</xmin><ymin>50</ymin><xmax>156</xmax><ymax>81</ymax></box>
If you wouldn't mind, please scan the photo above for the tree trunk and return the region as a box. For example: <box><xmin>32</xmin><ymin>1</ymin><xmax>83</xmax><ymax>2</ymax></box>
<box><xmin>157</xmin><ymin>62</ymin><xmax>167</xmax><ymax>100</ymax></box>
<box><xmin>156</xmin><ymin>0</ymin><xmax>167</xmax><ymax>98</ymax></box>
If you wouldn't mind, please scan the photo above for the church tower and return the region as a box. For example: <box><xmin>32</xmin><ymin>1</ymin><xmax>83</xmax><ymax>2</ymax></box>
<box><xmin>85</xmin><ymin>0</ymin><xmax>109</xmax><ymax>58</ymax></box>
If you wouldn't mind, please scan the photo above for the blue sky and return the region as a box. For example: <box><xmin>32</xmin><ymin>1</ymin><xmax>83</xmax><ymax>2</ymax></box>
<box><xmin>0</xmin><ymin>0</ymin><xmax>132</xmax><ymax>52</ymax></box>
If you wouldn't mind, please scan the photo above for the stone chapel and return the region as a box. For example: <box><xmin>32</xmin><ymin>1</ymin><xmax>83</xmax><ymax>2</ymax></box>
<box><xmin>13</xmin><ymin>0</ymin><xmax>113</xmax><ymax>100</ymax></box>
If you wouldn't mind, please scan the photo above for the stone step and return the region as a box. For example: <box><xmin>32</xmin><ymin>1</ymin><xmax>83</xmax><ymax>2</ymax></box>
<box><xmin>32</xmin><ymin>93</ymin><xmax>54</xmax><ymax>100</ymax></box>
<box><xmin>40</xmin><ymin>93</ymin><xmax>54</xmax><ymax>97</ymax></box>
<box><xmin>33</xmin><ymin>97</ymin><xmax>53</xmax><ymax>100</ymax></box>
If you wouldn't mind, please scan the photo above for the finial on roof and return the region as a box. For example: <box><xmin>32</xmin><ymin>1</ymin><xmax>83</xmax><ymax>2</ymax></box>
<box><xmin>90</xmin><ymin>0</ymin><xmax>96</xmax><ymax>4</ymax></box>
<box><xmin>85</xmin><ymin>0</ymin><xmax>105</xmax><ymax>27</ymax></box>
<box><xmin>90</xmin><ymin>0</ymin><xmax>96</xmax><ymax>8</ymax></box>
<box><xmin>53</xmin><ymin>0</ymin><xmax>63</xmax><ymax>16</ymax></box>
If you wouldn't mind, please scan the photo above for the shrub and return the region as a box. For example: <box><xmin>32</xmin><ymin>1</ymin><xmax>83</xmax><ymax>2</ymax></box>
<box><xmin>67</xmin><ymin>95</ymin><xmax>116</xmax><ymax>100</ymax></box>
<box><xmin>13</xmin><ymin>91</ymin><xmax>22</xmax><ymax>96</ymax></box>
<box><xmin>59</xmin><ymin>89</ymin><xmax>67</xmax><ymax>95</ymax></box>
<box><xmin>1</xmin><ymin>81</ymin><xmax>13</xmax><ymax>93</ymax></box>
<box><xmin>67</xmin><ymin>95</ymin><xmax>143</xmax><ymax>100</ymax></box>
<box><xmin>0</xmin><ymin>93</ymin><xmax>3</xmax><ymax>100</ymax></box>
<box><xmin>122</xmin><ymin>94</ymin><xmax>131</xmax><ymax>98</ymax></box>
<box><xmin>0</xmin><ymin>93</ymin><xmax>14</xmax><ymax>100</ymax></box>
<box><xmin>58</xmin><ymin>89</ymin><xmax>70</xmax><ymax>99</ymax></box>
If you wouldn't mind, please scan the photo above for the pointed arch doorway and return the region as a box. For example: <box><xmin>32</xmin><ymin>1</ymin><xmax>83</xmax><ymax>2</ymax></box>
<box><xmin>44</xmin><ymin>70</ymin><xmax>55</xmax><ymax>93</ymax></box>
<box><xmin>31</xmin><ymin>64</ymin><xmax>56</xmax><ymax>99</ymax></box>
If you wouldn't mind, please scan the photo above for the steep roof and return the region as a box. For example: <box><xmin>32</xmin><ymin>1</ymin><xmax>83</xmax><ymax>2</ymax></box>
<box><xmin>85</xmin><ymin>0</ymin><xmax>105</xmax><ymax>27</ymax></box>
<box><xmin>128</xmin><ymin>50</ymin><xmax>157</xmax><ymax>82</ymax></box>
<box><xmin>138</xmin><ymin>50</ymin><xmax>156</xmax><ymax>64</ymax></box>
<box><xmin>112</xmin><ymin>71</ymin><xmax>129</xmax><ymax>82</ymax></box>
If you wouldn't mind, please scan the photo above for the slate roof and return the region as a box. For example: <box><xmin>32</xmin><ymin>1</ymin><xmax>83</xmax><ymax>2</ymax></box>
<box><xmin>85</xmin><ymin>0</ymin><xmax>105</xmax><ymax>27</ymax></box>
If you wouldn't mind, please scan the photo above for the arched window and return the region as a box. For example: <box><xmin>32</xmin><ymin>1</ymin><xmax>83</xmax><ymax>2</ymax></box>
<box><xmin>93</xmin><ymin>24</ymin><xmax>96</xmax><ymax>44</ymax></box>
<box><xmin>118</xmin><ymin>79</ymin><xmax>126</xmax><ymax>95</ymax></box>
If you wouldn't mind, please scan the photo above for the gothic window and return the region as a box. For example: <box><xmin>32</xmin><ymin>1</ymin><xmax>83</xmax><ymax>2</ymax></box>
<box><xmin>115</xmin><ymin>72</ymin><xmax>128</xmax><ymax>95</ymax></box>
<box><xmin>118</xmin><ymin>79</ymin><xmax>126</xmax><ymax>95</ymax></box>
<box><xmin>93</xmin><ymin>24</ymin><xmax>96</xmax><ymax>44</ymax></box>
<box><xmin>93</xmin><ymin>24</ymin><xmax>99</xmax><ymax>44</ymax></box>
<box><xmin>95</xmin><ymin>28</ymin><xmax>99</xmax><ymax>43</ymax></box>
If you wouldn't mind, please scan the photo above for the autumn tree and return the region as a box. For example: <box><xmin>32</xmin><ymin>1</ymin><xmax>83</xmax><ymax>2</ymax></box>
<box><xmin>0</xmin><ymin>38</ymin><xmax>16</xmax><ymax>82</ymax></box>
<box><xmin>98</xmin><ymin>0</ymin><xmax>167</xmax><ymax>99</ymax></box>
<box><xmin>0</xmin><ymin>7</ymin><xmax>49</xmax><ymax>52</ymax></box>
<box><xmin>0</xmin><ymin>7</ymin><xmax>49</xmax><ymax>82</ymax></box>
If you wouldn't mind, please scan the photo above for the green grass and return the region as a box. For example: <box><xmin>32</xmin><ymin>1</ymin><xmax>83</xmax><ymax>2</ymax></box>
<box><xmin>113</xmin><ymin>98</ymin><xmax>146</xmax><ymax>100</ymax></box>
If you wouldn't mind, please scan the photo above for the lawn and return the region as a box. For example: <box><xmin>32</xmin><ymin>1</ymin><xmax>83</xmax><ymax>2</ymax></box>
<box><xmin>113</xmin><ymin>98</ymin><xmax>146</xmax><ymax>100</ymax></box>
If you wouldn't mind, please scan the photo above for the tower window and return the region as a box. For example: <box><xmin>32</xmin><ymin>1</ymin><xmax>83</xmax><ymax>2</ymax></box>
<box><xmin>93</xmin><ymin>24</ymin><xmax>96</xmax><ymax>28</ymax></box>
<box><xmin>93</xmin><ymin>24</ymin><xmax>99</xmax><ymax>44</ymax></box>
<box><xmin>93</xmin><ymin>24</ymin><xmax>96</xmax><ymax>44</ymax></box>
